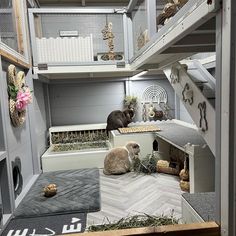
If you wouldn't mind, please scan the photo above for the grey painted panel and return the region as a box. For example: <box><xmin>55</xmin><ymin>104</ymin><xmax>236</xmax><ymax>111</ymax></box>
<box><xmin>8</xmin><ymin>142</ymin><xmax>34</xmax><ymax>194</ymax></box>
<box><xmin>49</xmin><ymin>81</ymin><xmax>125</xmax><ymax>125</ymax></box>
<box><xmin>33</xmin><ymin>80</ymin><xmax>48</xmax><ymax>156</ymax></box>
<box><xmin>51</xmin><ymin>93</ymin><xmax>124</xmax><ymax>108</ymax></box>
<box><xmin>1</xmin><ymin>71</ymin><xmax>32</xmax><ymax>154</ymax></box>
<box><xmin>37</xmin><ymin>133</ymin><xmax>48</xmax><ymax>156</ymax></box>
<box><xmin>1</xmin><ymin>65</ymin><xmax>34</xmax><ymax>202</ymax></box>
<box><xmin>51</xmin><ymin>104</ymin><xmax>123</xmax><ymax>125</ymax></box>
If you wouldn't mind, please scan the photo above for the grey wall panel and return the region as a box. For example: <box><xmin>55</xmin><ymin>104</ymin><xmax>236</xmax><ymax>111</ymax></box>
<box><xmin>130</xmin><ymin>76</ymin><xmax>175</xmax><ymax>121</ymax></box>
<box><xmin>1</xmin><ymin>68</ymin><xmax>34</xmax><ymax>201</ymax></box>
<box><xmin>33</xmin><ymin>80</ymin><xmax>48</xmax><ymax>156</ymax></box>
<box><xmin>49</xmin><ymin>81</ymin><xmax>125</xmax><ymax>125</ymax></box>
<box><xmin>1</xmin><ymin>72</ymin><xmax>33</xmax><ymax>155</ymax></box>
<box><xmin>8</xmin><ymin>142</ymin><xmax>34</xmax><ymax>191</ymax></box>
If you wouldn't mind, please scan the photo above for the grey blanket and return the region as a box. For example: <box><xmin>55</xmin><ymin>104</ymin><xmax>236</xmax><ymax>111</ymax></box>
<box><xmin>14</xmin><ymin>168</ymin><xmax>101</xmax><ymax>218</ymax></box>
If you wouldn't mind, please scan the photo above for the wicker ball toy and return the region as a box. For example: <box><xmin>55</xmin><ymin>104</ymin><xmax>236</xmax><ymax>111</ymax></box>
<box><xmin>43</xmin><ymin>183</ymin><xmax>57</xmax><ymax>197</ymax></box>
<box><xmin>180</xmin><ymin>180</ymin><xmax>190</xmax><ymax>192</ymax></box>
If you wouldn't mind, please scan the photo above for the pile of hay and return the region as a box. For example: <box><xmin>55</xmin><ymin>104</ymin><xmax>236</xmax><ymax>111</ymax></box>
<box><xmin>132</xmin><ymin>153</ymin><xmax>159</xmax><ymax>174</ymax></box>
<box><xmin>88</xmin><ymin>214</ymin><xmax>178</xmax><ymax>232</ymax></box>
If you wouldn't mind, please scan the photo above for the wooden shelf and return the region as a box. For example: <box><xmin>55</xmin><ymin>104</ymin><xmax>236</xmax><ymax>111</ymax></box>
<box><xmin>33</xmin><ymin>63</ymin><xmax>137</xmax><ymax>79</ymax></box>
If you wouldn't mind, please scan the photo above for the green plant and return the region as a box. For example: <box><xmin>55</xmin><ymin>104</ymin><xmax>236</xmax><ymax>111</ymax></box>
<box><xmin>124</xmin><ymin>95</ymin><xmax>138</xmax><ymax>109</ymax></box>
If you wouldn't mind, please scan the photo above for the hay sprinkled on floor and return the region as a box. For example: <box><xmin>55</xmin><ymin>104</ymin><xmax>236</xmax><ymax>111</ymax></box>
<box><xmin>87</xmin><ymin>213</ymin><xmax>178</xmax><ymax>232</ymax></box>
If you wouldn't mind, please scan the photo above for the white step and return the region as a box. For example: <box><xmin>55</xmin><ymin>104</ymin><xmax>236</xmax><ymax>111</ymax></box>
<box><xmin>163</xmin><ymin>62</ymin><xmax>215</xmax><ymax>155</ymax></box>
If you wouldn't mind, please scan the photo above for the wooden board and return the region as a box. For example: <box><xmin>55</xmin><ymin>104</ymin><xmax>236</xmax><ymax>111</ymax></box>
<box><xmin>0</xmin><ymin>48</ymin><xmax>30</xmax><ymax>69</ymax></box>
<box><xmin>118</xmin><ymin>125</ymin><xmax>161</xmax><ymax>134</ymax></box>
<box><xmin>64</xmin><ymin>221</ymin><xmax>220</xmax><ymax>236</ymax></box>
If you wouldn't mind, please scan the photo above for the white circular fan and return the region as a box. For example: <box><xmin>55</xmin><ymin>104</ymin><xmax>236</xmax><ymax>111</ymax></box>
<box><xmin>141</xmin><ymin>85</ymin><xmax>168</xmax><ymax>104</ymax></box>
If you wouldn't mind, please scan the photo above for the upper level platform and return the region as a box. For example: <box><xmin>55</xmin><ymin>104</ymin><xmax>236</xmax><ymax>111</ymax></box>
<box><xmin>27</xmin><ymin>0</ymin><xmax>220</xmax><ymax>79</ymax></box>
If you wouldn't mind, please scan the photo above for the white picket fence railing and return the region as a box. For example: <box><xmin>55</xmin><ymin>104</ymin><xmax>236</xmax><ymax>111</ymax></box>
<box><xmin>36</xmin><ymin>34</ymin><xmax>94</xmax><ymax>63</ymax></box>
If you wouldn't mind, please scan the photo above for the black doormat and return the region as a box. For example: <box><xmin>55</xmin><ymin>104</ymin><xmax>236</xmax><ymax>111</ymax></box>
<box><xmin>1</xmin><ymin>212</ymin><xmax>87</xmax><ymax>236</ymax></box>
<box><xmin>14</xmin><ymin>168</ymin><xmax>101</xmax><ymax>218</ymax></box>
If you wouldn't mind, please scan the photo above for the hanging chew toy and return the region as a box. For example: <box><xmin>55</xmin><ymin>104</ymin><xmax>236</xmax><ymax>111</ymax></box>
<box><xmin>179</xmin><ymin>155</ymin><xmax>190</xmax><ymax>192</ymax></box>
<box><xmin>101</xmin><ymin>19</ymin><xmax>115</xmax><ymax>60</ymax></box>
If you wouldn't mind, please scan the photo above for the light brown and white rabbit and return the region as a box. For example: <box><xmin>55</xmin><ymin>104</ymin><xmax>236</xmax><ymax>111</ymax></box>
<box><xmin>103</xmin><ymin>141</ymin><xmax>140</xmax><ymax>175</ymax></box>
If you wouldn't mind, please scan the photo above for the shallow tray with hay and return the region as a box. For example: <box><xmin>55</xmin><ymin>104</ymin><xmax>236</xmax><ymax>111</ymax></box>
<box><xmin>118</xmin><ymin>125</ymin><xmax>161</xmax><ymax>134</ymax></box>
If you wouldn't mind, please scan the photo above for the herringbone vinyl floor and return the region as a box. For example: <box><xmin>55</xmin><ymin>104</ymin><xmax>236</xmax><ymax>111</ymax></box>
<box><xmin>87</xmin><ymin>170</ymin><xmax>184</xmax><ymax>227</ymax></box>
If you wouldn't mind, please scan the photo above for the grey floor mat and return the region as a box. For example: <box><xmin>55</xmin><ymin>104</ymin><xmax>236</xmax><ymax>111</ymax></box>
<box><xmin>1</xmin><ymin>212</ymin><xmax>86</xmax><ymax>235</ymax></box>
<box><xmin>14</xmin><ymin>168</ymin><xmax>101</xmax><ymax>218</ymax></box>
<box><xmin>182</xmin><ymin>192</ymin><xmax>215</xmax><ymax>221</ymax></box>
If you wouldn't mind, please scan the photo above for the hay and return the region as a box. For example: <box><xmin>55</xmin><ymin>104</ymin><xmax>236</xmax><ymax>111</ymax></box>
<box><xmin>51</xmin><ymin>141</ymin><xmax>108</xmax><ymax>152</ymax></box>
<box><xmin>132</xmin><ymin>153</ymin><xmax>159</xmax><ymax>174</ymax></box>
<box><xmin>87</xmin><ymin>213</ymin><xmax>178</xmax><ymax>232</ymax></box>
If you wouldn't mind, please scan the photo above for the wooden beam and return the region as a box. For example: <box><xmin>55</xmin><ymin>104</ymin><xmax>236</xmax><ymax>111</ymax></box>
<box><xmin>63</xmin><ymin>222</ymin><xmax>220</xmax><ymax>236</ymax></box>
<box><xmin>0</xmin><ymin>48</ymin><xmax>30</xmax><ymax>69</ymax></box>
<box><xmin>13</xmin><ymin>0</ymin><xmax>24</xmax><ymax>54</ymax></box>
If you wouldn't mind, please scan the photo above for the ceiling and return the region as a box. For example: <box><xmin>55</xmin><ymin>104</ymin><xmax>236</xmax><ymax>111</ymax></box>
<box><xmin>37</xmin><ymin>0</ymin><xmax>129</xmax><ymax>7</ymax></box>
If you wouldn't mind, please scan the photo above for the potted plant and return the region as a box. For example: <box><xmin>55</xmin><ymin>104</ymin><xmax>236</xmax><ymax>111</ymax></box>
<box><xmin>123</xmin><ymin>95</ymin><xmax>138</xmax><ymax>110</ymax></box>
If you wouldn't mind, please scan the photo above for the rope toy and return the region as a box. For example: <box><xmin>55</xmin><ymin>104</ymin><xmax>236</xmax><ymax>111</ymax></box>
<box><xmin>7</xmin><ymin>65</ymin><xmax>32</xmax><ymax>127</ymax></box>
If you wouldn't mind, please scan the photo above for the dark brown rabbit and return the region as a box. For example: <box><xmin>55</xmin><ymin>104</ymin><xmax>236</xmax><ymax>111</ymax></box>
<box><xmin>106</xmin><ymin>109</ymin><xmax>134</xmax><ymax>133</ymax></box>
